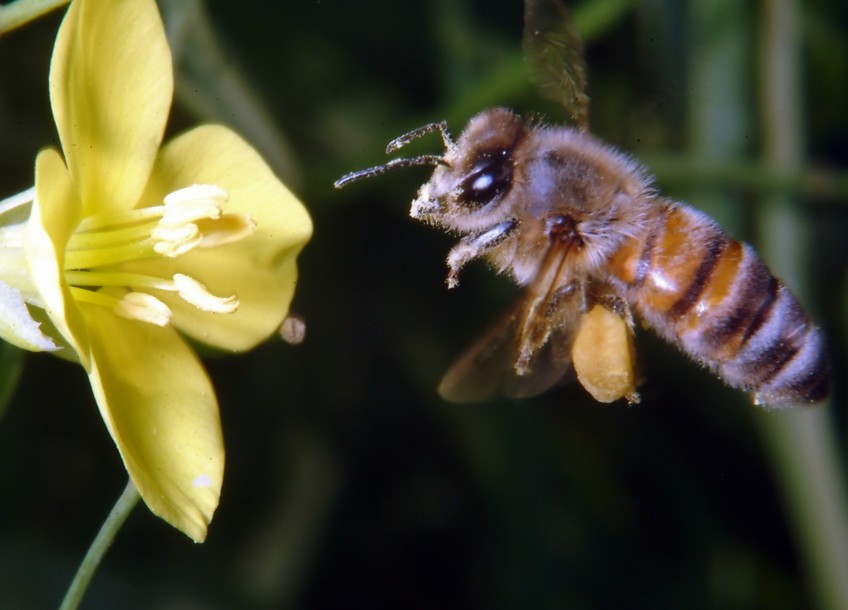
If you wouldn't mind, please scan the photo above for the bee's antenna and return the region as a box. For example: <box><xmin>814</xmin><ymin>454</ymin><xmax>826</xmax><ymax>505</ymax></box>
<box><xmin>334</xmin><ymin>155</ymin><xmax>446</xmax><ymax>189</ymax></box>
<box><xmin>334</xmin><ymin>121</ymin><xmax>453</xmax><ymax>189</ymax></box>
<box><xmin>386</xmin><ymin>120</ymin><xmax>453</xmax><ymax>153</ymax></box>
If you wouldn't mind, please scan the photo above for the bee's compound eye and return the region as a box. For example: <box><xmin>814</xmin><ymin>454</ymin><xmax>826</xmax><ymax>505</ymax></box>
<box><xmin>471</xmin><ymin>173</ymin><xmax>495</xmax><ymax>192</ymax></box>
<box><xmin>459</xmin><ymin>149</ymin><xmax>513</xmax><ymax>208</ymax></box>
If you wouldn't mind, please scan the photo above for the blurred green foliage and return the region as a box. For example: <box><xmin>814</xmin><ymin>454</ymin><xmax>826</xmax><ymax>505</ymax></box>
<box><xmin>0</xmin><ymin>0</ymin><xmax>846</xmax><ymax>608</ymax></box>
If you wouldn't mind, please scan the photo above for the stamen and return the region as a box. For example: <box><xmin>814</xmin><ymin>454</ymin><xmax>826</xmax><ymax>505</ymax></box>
<box><xmin>69</xmin><ymin>285</ymin><xmax>121</xmax><ymax>309</ymax></box>
<box><xmin>64</xmin><ymin>241</ymin><xmax>153</xmax><ymax>270</ymax></box>
<box><xmin>152</xmin><ymin>223</ymin><xmax>202</xmax><ymax>257</ymax></box>
<box><xmin>152</xmin><ymin>184</ymin><xmax>231</xmax><ymax>256</ymax></box>
<box><xmin>68</xmin><ymin>219</ymin><xmax>159</xmax><ymax>250</ymax></box>
<box><xmin>114</xmin><ymin>292</ymin><xmax>172</xmax><ymax>326</ymax></box>
<box><xmin>161</xmin><ymin>184</ymin><xmax>227</xmax><ymax>225</ymax></box>
<box><xmin>196</xmin><ymin>214</ymin><xmax>256</xmax><ymax>248</ymax></box>
<box><xmin>163</xmin><ymin>184</ymin><xmax>228</xmax><ymax>209</ymax></box>
<box><xmin>61</xmin><ymin>184</ymin><xmax>242</xmax><ymax>326</ymax></box>
<box><xmin>172</xmin><ymin>274</ymin><xmax>238</xmax><ymax>313</ymax></box>
<box><xmin>65</xmin><ymin>270</ymin><xmax>168</xmax><ymax>290</ymax></box>
<box><xmin>76</xmin><ymin>205</ymin><xmax>167</xmax><ymax>233</ymax></box>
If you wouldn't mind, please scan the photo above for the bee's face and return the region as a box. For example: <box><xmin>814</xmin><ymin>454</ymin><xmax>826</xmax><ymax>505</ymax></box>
<box><xmin>411</xmin><ymin>109</ymin><xmax>528</xmax><ymax>234</ymax></box>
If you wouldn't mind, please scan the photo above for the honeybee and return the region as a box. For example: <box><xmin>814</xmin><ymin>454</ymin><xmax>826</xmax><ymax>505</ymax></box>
<box><xmin>335</xmin><ymin>0</ymin><xmax>829</xmax><ymax>407</ymax></box>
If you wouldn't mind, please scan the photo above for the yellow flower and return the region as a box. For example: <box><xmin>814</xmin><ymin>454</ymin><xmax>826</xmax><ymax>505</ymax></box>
<box><xmin>0</xmin><ymin>0</ymin><xmax>311</xmax><ymax>541</ymax></box>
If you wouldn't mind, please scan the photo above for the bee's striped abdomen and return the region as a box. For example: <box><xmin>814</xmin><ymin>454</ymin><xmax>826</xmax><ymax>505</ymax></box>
<box><xmin>609</xmin><ymin>202</ymin><xmax>829</xmax><ymax>407</ymax></box>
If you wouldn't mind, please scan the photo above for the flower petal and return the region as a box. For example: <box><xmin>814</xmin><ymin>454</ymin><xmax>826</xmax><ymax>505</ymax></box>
<box><xmin>134</xmin><ymin>125</ymin><xmax>312</xmax><ymax>351</ymax></box>
<box><xmin>29</xmin><ymin>148</ymin><xmax>89</xmax><ymax>364</ymax></box>
<box><xmin>50</xmin><ymin>0</ymin><xmax>172</xmax><ymax>217</ymax></box>
<box><xmin>82</xmin><ymin>301</ymin><xmax>223</xmax><ymax>542</ymax></box>
<box><xmin>0</xmin><ymin>280</ymin><xmax>59</xmax><ymax>352</ymax></box>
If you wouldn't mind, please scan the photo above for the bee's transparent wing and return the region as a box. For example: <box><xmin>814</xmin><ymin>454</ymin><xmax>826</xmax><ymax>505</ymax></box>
<box><xmin>523</xmin><ymin>0</ymin><xmax>590</xmax><ymax>130</ymax></box>
<box><xmin>438</xmin><ymin>242</ymin><xmax>581</xmax><ymax>403</ymax></box>
<box><xmin>437</xmin><ymin>303</ymin><xmax>578</xmax><ymax>403</ymax></box>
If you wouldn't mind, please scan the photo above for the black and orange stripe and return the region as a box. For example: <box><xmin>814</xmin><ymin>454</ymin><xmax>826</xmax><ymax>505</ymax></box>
<box><xmin>609</xmin><ymin>201</ymin><xmax>829</xmax><ymax>407</ymax></box>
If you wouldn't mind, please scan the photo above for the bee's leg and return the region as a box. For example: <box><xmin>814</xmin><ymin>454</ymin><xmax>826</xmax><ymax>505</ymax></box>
<box><xmin>590</xmin><ymin>288</ymin><xmax>635</xmax><ymax>328</ymax></box>
<box><xmin>445</xmin><ymin>220</ymin><xmax>517</xmax><ymax>288</ymax></box>
<box><xmin>515</xmin><ymin>281</ymin><xmax>582</xmax><ymax>375</ymax></box>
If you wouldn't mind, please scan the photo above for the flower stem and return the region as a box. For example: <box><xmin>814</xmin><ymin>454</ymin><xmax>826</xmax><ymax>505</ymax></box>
<box><xmin>756</xmin><ymin>0</ymin><xmax>848</xmax><ymax>608</ymax></box>
<box><xmin>0</xmin><ymin>0</ymin><xmax>69</xmax><ymax>36</ymax></box>
<box><xmin>59</xmin><ymin>479</ymin><xmax>140</xmax><ymax>610</ymax></box>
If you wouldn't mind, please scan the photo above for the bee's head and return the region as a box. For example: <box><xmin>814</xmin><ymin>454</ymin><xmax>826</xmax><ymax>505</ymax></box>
<box><xmin>335</xmin><ymin>108</ymin><xmax>528</xmax><ymax>233</ymax></box>
<box><xmin>412</xmin><ymin>108</ymin><xmax>527</xmax><ymax>233</ymax></box>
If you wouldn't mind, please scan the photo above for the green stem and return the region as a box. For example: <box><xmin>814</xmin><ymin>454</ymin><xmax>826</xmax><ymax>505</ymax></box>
<box><xmin>644</xmin><ymin>156</ymin><xmax>848</xmax><ymax>202</ymax></box>
<box><xmin>756</xmin><ymin>1</ymin><xmax>848</xmax><ymax>609</ymax></box>
<box><xmin>758</xmin><ymin>412</ymin><xmax>848</xmax><ymax>609</ymax></box>
<box><xmin>0</xmin><ymin>341</ymin><xmax>23</xmax><ymax>421</ymax></box>
<box><xmin>59</xmin><ymin>479</ymin><xmax>141</xmax><ymax>610</ymax></box>
<box><xmin>0</xmin><ymin>0</ymin><xmax>69</xmax><ymax>36</ymax></box>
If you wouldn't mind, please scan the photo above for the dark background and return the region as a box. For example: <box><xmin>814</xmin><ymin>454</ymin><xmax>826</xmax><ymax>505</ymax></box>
<box><xmin>0</xmin><ymin>0</ymin><xmax>846</xmax><ymax>608</ymax></box>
